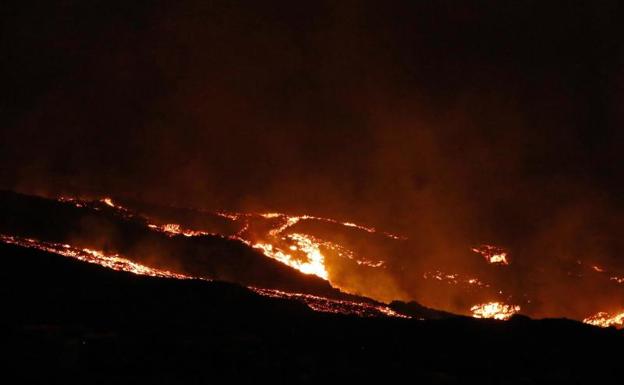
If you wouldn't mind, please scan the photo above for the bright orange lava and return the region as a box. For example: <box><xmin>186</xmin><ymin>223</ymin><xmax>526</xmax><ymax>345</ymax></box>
<box><xmin>472</xmin><ymin>244</ymin><xmax>509</xmax><ymax>265</ymax></box>
<box><xmin>583</xmin><ymin>311</ymin><xmax>624</xmax><ymax>328</ymax></box>
<box><xmin>251</xmin><ymin>288</ymin><xmax>409</xmax><ymax>318</ymax></box>
<box><xmin>50</xmin><ymin>195</ymin><xmax>624</xmax><ymax>327</ymax></box>
<box><xmin>88</xmin><ymin>199</ymin><xmax>393</xmax><ymax>281</ymax></box>
<box><xmin>0</xmin><ymin>233</ymin><xmax>408</xmax><ymax>319</ymax></box>
<box><xmin>471</xmin><ymin>302</ymin><xmax>520</xmax><ymax>320</ymax></box>
<box><xmin>219</xmin><ymin>211</ymin><xmax>392</xmax><ymax>280</ymax></box>
<box><xmin>0</xmin><ymin>234</ymin><xmax>191</xmax><ymax>279</ymax></box>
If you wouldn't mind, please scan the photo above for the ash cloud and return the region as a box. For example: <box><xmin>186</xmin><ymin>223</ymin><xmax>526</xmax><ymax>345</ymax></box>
<box><xmin>2</xmin><ymin>0</ymin><xmax>623</xmax><ymax>317</ymax></box>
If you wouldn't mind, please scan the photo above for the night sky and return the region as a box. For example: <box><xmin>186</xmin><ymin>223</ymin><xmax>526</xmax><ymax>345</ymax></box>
<box><xmin>2</xmin><ymin>1</ymin><xmax>624</xmax><ymax>294</ymax></box>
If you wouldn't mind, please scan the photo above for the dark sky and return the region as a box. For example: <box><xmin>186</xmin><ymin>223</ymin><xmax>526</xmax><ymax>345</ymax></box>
<box><xmin>2</xmin><ymin>1</ymin><xmax>624</xmax><ymax>269</ymax></box>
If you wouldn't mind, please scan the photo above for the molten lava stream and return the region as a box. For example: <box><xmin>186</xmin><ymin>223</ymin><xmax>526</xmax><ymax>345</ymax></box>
<box><xmin>0</xmin><ymin>234</ymin><xmax>191</xmax><ymax>279</ymax></box>
<box><xmin>583</xmin><ymin>311</ymin><xmax>624</xmax><ymax>328</ymax></box>
<box><xmin>55</xmin><ymin>196</ymin><xmax>624</xmax><ymax>328</ymax></box>
<box><xmin>0</xmin><ymin>233</ymin><xmax>412</xmax><ymax>319</ymax></box>
<box><xmin>471</xmin><ymin>302</ymin><xmax>520</xmax><ymax>320</ymax></box>
<box><xmin>79</xmin><ymin>198</ymin><xmax>390</xmax><ymax>281</ymax></box>
<box><xmin>472</xmin><ymin>244</ymin><xmax>509</xmax><ymax>265</ymax></box>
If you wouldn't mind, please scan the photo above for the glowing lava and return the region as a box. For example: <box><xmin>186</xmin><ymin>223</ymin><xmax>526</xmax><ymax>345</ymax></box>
<box><xmin>611</xmin><ymin>277</ymin><xmax>624</xmax><ymax>284</ymax></box>
<box><xmin>148</xmin><ymin>223</ymin><xmax>213</xmax><ymax>237</ymax></box>
<box><xmin>52</xmin><ymin>196</ymin><xmax>526</xmax><ymax>323</ymax></box>
<box><xmin>472</xmin><ymin>244</ymin><xmax>509</xmax><ymax>265</ymax></box>
<box><xmin>253</xmin><ymin>240</ymin><xmax>329</xmax><ymax>279</ymax></box>
<box><xmin>52</xmin><ymin>197</ymin><xmax>624</xmax><ymax>325</ymax></box>
<box><xmin>471</xmin><ymin>302</ymin><xmax>520</xmax><ymax>320</ymax></box>
<box><xmin>224</xmin><ymin>211</ymin><xmax>392</xmax><ymax>280</ymax></box>
<box><xmin>0</xmin><ymin>234</ymin><xmax>190</xmax><ymax>279</ymax></box>
<box><xmin>583</xmin><ymin>311</ymin><xmax>624</xmax><ymax>328</ymax></box>
<box><xmin>60</xmin><ymin>197</ymin><xmax>396</xmax><ymax>281</ymax></box>
<box><xmin>423</xmin><ymin>270</ymin><xmax>490</xmax><ymax>288</ymax></box>
<box><xmin>0</xmin><ymin>233</ymin><xmax>409</xmax><ymax>319</ymax></box>
<box><xmin>251</xmin><ymin>288</ymin><xmax>409</xmax><ymax>318</ymax></box>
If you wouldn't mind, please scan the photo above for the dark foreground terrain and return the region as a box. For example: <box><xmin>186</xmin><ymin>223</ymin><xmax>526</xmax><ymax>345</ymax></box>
<box><xmin>1</xmin><ymin>242</ymin><xmax>622</xmax><ymax>384</ymax></box>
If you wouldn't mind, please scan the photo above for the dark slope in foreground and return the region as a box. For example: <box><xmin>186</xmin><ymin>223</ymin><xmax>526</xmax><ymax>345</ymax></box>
<box><xmin>1</xmin><ymin>243</ymin><xmax>622</xmax><ymax>384</ymax></box>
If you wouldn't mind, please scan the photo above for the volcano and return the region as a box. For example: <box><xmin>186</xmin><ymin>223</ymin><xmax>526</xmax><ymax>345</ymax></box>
<box><xmin>2</xmin><ymin>190</ymin><xmax>622</xmax><ymax>325</ymax></box>
<box><xmin>3</xmin><ymin>1</ymin><xmax>624</xmax><ymax>382</ymax></box>
<box><xmin>0</xmin><ymin>190</ymin><xmax>623</xmax><ymax>383</ymax></box>
<box><xmin>0</xmin><ymin>190</ymin><xmax>446</xmax><ymax>318</ymax></box>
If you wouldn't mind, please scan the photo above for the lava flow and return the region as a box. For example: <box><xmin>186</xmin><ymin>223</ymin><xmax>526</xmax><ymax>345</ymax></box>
<box><xmin>63</xmin><ymin>197</ymin><xmax>391</xmax><ymax>281</ymax></box>
<box><xmin>422</xmin><ymin>270</ymin><xmax>489</xmax><ymax>288</ymax></box>
<box><xmin>470</xmin><ymin>302</ymin><xmax>521</xmax><ymax>320</ymax></box>
<box><xmin>219</xmin><ymin>210</ymin><xmax>396</xmax><ymax>279</ymax></box>
<box><xmin>149</xmin><ymin>223</ymin><xmax>214</xmax><ymax>238</ymax></box>
<box><xmin>253</xmin><ymin>237</ymin><xmax>328</xmax><ymax>279</ymax></box>
<box><xmin>0</xmin><ymin>232</ymin><xmax>411</xmax><ymax>319</ymax></box>
<box><xmin>41</xmin><ymin>196</ymin><xmax>624</xmax><ymax>328</ymax></box>
<box><xmin>0</xmin><ymin>234</ymin><xmax>190</xmax><ymax>279</ymax></box>
<box><xmin>94</xmin><ymin>198</ymin><xmax>523</xmax><ymax>324</ymax></box>
<box><xmin>471</xmin><ymin>245</ymin><xmax>509</xmax><ymax>265</ymax></box>
<box><xmin>250</xmin><ymin>288</ymin><xmax>408</xmax><ymax>318</ymax></box>
<box><xmin>583</xmin><ymin>311</ymin><xmax>624</xmax><ymax>328</ymax></box>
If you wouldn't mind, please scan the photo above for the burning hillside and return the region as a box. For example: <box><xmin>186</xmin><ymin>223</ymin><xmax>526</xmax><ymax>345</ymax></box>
<box><xmin>1</xmin><ymin>232</ymin><xmax>409</xmax><ymax>318</ymax></box>
<box><xmin>69</xmin><ymin>195</ymin><xmax>624</xmax><ymax>327</ymax></box>
<box><xmin>2</xmin><ymin>1</ymin><xmax>624</xmax><ymax>382</ymax></box>
<box><xmin>1</xmin><ymin>235</ymin><xmax>621</xmax><ymax>384</ymax></box>
<box><xmin>1</xmin><ymin>190</ymin><xmax>622</xmax><ymax>327</ymax></box>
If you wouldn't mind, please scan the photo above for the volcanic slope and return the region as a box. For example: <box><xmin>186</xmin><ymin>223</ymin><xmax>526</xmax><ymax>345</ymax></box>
<box><xmin>0</xmin><ymin>190</ymin><xmax>447</xmax><ymax>319</ymax></box>
<box><xmin>1</xmin><ymin>241</ymin><xmax>622</xmax><ymax>383</ymax></box>
<box><xmin>0</xmin><ymin>190</ymin><xmax>344</xmax><ymax>298</ymax></box>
